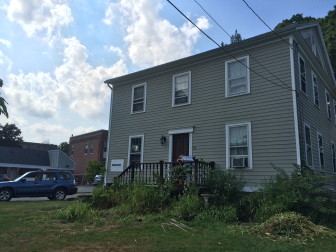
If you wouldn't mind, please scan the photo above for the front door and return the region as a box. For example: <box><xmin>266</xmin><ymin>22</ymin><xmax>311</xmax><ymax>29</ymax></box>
<box><xmin>172</xmin><ymin>133</ymin><xmax>189</xmax><ymax>162</ymax></box>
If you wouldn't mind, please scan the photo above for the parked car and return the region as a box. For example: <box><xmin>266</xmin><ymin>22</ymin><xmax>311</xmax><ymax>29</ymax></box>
<box><xmin>0</xmin><ymin>174</ymin><xmax>10</xmax><ymax>182</ymax></box>
<box><xmin>0</xmin><ymin>171</ymin><xmax>78</xmax><ymax>201</ymax></box>
<box><xmin>93</xmin><ymin>174</ymin><xmax>104</xmax><ymax>186</ymax></box>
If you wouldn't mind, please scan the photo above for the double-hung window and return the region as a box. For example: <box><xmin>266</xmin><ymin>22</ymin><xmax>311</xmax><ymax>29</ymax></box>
<box><xmin>84</xmin><ymin>143</ymin><xmax>88</xmax><ymax>155</ymax></box>
<box><xmin>317</xmin><ymin>132</ymin><xmax>324</xmax><ymax>168</ymax></box>
<box><xmin>89</xmin><ymin>142</ymin><xmax>94</xmax><ymax>154</ymax></box>
<box><xmin>226</xmin><ymin>122</ymin><xmax>252</xmax><ymax>169</ymax></box>
<box><xmin>128</xmin><ymin>135</ymin><xmax>144</xmax><ymax>165</ymax></box>
<box><xmin>299</xmin><ymin>55</ymin><xmax>306</xmax><ymax>94</ymax></box>
<box><xmin>331</xmin><ymin>142</ymin><xmax>336</xmax><ymax>173</ymax></box>
<box><xmin>173</xmin><ymin>72</ymin><xmax>191</xmax><ymax>106</ymax></box>
<box><xmin>325</xmin><ymin>90</ymin><xmax>332</xmax><ymax>119</ymax></box>
<box><xmin>225</xmin><ymin>56</ymin><xmax>250</xmax><ymax>97</ymax></box>
<box><xmin>312</xmin><ymin>72</ymin><xmax>319</xmax><ymax>107</ymax></box>
<box><xmin>304</xmin><ymin>124</ymin><xmax>313</xmax><ymax>167</ymax></box>
<box><xmin>131</xmin><ymin>83</ymin><xmax>146</xmax><ymax>113</ymax></box>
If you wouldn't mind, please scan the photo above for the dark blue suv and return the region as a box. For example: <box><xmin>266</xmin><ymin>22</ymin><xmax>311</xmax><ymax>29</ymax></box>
<box><xmin>0</xmin><ymin>171</ymin><xmax>78</xmax><ymax>201</ymax></box>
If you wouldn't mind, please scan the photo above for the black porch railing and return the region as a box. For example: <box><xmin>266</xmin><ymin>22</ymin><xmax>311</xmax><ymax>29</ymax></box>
<box><xmin>116</xmin><ymin>159</ymin><xmax>215</xmax><ymax>187</ymax></box>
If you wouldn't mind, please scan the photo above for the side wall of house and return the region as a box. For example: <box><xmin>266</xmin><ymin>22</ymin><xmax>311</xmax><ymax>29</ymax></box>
<box><xmin>107</xmin><ymin>40</ymin><xmax>297</xmax><ymax>187</ymax></box>
<box><xmin>293</xmin><ymin>31</ymin><xmax>336</xmax><ymax>173</ymax></box>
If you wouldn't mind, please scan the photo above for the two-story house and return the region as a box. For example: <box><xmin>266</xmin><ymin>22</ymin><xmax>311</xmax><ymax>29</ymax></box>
<box><xmin>104</xmin><ymin>22</ymin><xmax>336</xmax><ymax>189</ymax></box>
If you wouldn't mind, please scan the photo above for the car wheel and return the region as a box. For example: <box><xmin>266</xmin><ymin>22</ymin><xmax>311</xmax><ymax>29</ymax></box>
<box><xmin>53</xmin><ymin>189</ymin><xmax>66</xmax><ymax>201</ymax></box>
<box><xmin>0</xmin><ymin>189</ymin><xmax>13</xmax><ymax>201</ymax></box>
<box><xmin>47</xmin><ymin>196</ymin><xmax>54</xmax><ymax>200</ymax></box>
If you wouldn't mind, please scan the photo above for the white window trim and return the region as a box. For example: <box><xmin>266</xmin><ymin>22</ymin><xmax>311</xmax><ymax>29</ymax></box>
<box><xmin>131</xmin><ymin>83</ymin><xmax>147</xmax><ymax>114</ymax></box>
<box><xmin>311</xmin><ymin>71</ymin><xmax>319</xmax><ymax>108</ymax></box>
<box><xmin>331</xmin><ymin>141</ymin><xmax>336</xmax><ymax>173</ymax></box>
<box><xmin>226</xmin><ymin>122</ymin><xmax>252</xmax><ymax>169</ymax></box>
<box><xmin>317</xmin><ymin>132</ymin><xmax>324</xmax><ymax>169</ymax></box>
<box><xmin>225</xmin><ymin>56</ymin><xmax>250</xmax><ymax>98</ymax></box>
<box><xmin>172</xmin><ymin>71</ymin><xmax>191</xmax><ymax>107</ymax></box>
<box><xmin>127</xmin><ymin>134</ymin><xmax>144</xmax><ymax>166</ymax></box>
<box><xmin>298</xmin><ymin>54</ymin><xmax>306</xmax><ymax>94</ymax></box>
<box><xmin>303</xmin><ymin>123</ymin><xmax>313</xmax><ymax>168</ymax></box>
<box><xmin>168</xmin><ymin>128</ymin><xmax>193</xmax><ymax>162</ymax></box>
<box><xmin>325</xmin><ymin>89</ymin><xmax>332</xmax><ymax>120</ymax></box>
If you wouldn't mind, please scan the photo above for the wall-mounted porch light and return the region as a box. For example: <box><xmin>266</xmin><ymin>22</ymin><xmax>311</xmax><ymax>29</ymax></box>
<box><xmin>160</xmin><ymin>136</ymin><xmax>167</xmax><ymax>145</ymax></box>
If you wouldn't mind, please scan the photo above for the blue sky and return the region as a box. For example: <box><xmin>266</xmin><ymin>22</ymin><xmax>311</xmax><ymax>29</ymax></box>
<box><xmin>0</xmin><ymin>0</ymin><xmax>334</xmax><ymax>145</ymax></box>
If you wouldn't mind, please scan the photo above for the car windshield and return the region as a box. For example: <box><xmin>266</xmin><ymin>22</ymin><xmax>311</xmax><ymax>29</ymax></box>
<box><xmin>13</xmin><ymin>172</ymin><xmax>33</xmax><ymax>182</ymax></box>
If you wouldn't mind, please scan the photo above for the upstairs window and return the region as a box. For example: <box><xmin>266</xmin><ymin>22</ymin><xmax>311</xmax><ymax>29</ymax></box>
<box><xmin>331</xmin><ymin>142</ymin><xmax>336</xmax><ymax>173</ymax></box>
<box><xmin>226</xmin><ymin>122</ymin><xmax>252</xmax><ymax>169</ymax></box>
<box><xmin>312</xmin><ymin>72</ymin><xmax>319</xmax><ymax>107</ymax></box>
<box><xmin>304</xmin><ymin>124</ymin><xmax>313</xmax><ymax>167</ymax></box>
<box><xmin>128</xmin><ymin>135</ymin><xmax>144</xmax><ymax>165</ymax></box>
<box><xmin>225</xmin><ymin>56</ymin><xmax>250</xmax><ymax>97</ymax></box>
<box><xmin>299</xmin><ymin>56</ymin><xmax>306</xmax><ymax>94</ymax></box>
<box><xmin>131</xmin><ymin>83</ymin><xmax>146</xmax><ymax>113</ymax></box>
<box><xmin>173</xmin><ymin>72</ymin><xmax>191</xmax><ymax>106</ymax></box>
<box><xmin>325</xmin><ymin>90</ymin><xmax>332</xmax><ymax>119</ymax></box>
<box><xmin>84</xmin><ymin>143</ymin><xmax>88</xmax><ymax>155</ymax></box>
<box><xmin>89</xmin><ymin>142</ymin><xmax>94</xmax><ymax>154</ymax></box>
<box><xmin>317</xmin><ymin>132</ymin><xmax>324</xmax><ymax>169</ymax></box>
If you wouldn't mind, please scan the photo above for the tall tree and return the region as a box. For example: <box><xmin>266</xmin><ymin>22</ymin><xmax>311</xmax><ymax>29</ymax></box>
<box><xmin>230</xmin><ymin>29</ymin><xmax>243</xmax><ymax>44</ymax></box>
<box><xmin>0</xmin><ymin>123</ymin><xmax>23</xmax><ymax>147</ymax></box>
<box><xmin>275</xmin><ymin>7</ymin><xmax>336</xmax><ymax>76</ymax></box>
<box><xmin>0</xmin><ymin>79</ymin><xmax>8</xmax><ymax>118</ymax></box>
<box><xmin>274</xmin><ymin>14</ymin><xmax>316</xmax><ymax>30</ymax></box>
<box><xmin>58</xmin><ymin>142</ymin><xmax>69</xmax><ymax>155</ymax></box>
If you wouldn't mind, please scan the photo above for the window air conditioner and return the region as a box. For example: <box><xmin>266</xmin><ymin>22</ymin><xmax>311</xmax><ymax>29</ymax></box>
<box><xmin>231</xmin><ymin>157</ymin><xmax>247</xmax><ymax>168</ymax></box>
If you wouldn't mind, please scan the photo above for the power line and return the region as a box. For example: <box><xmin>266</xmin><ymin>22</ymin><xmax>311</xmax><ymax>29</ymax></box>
<box><xmin>241</xmin><ymin>0</ymin><xmax>293</xmax><ymax>49</ymax></box>
<box><xmin>166</xmin><ymin>0</ymin><xmax>294</xmax><ymax>92</ymax></box>
<box><xmin>193</xmin><ymin>0</ymin><xmax>293</xmax><ymax>92</ymax></box>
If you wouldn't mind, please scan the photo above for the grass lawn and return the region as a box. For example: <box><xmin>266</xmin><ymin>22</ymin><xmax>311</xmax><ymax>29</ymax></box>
<box><xmin>0</xmin><ymin>200</ymin><xmax>335</xmax><ymax>252</ymax></box>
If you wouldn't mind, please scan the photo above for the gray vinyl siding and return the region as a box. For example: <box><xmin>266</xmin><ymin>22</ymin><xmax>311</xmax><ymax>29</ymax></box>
<box><xmin>294</xmin><ymin>42</ymin><xmax>336</xmax><ymax>173</ymax></box>
<box><xmin>107</xmin><ymin>39</ymin><xmax>298</xmax><ymax>186</ymax></box>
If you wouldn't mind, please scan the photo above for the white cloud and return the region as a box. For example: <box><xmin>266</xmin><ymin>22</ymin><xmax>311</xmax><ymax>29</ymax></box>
<box><xmin>0</xmin><ymin>39</ymin><xmax>11</xmax><ymax>48</ymax></box>
<box><xmin>105</xmin><ymin>45</ymin><xmax>124</xmax><ymax>58</ymax></box>
<box><xmin>6</xmin><ymin>0</ymin><xmax>73</xmax><ymax>45</ymax></box>
<box><xmin>104</xmin><ymin>0</ymin><xmax>209</xmax><ymax>68</ymax></box>
<box><xmin>0</xmin><ymin>49</ymin><xmax>13</xmax><ymax>72</ymax></box>
<box><xmin>4</xmin><ymin>37</ymin><xmax>128</xmax><ymax>122</ymax></box>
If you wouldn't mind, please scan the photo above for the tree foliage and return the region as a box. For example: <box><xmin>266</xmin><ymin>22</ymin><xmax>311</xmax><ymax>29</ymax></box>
<box><xmin>0</xmin><ymin>79</ymin><xmax>8</xmax><ymax>118</ymax></box>
<box><xmin>0</xmin><ymin>123</ymin><xmax>23</xmax><ymax>147</ymax></box>
<box><xmin>86</xmin><ymin>160</ymin><xmax>105</xmax><ymax>182</ymax></box>
<box><xmin>275</xmin><ymin>7</ymin><xmax>336</xmax><ymax>76</ymax></box>
<box><xmin>230</xmin><ymin>29</ymin><xmax>243</xmax><ymax>44</ymax></box>
<box><xmin>58</xmin><ymin>141</ymin><xmax>69</xmax><ymax>155</ymax></box>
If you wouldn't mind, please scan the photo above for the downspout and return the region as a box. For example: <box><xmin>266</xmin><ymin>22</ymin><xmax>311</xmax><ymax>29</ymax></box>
<box><xmin>289</xmin><ymin>35</ymin><xmax>301</xmax><ymax>165</ymax></box>
<box><xmin>104</xmin><ymin>81</ymin><xmax>114</xmax><ymax>186</ymax></box>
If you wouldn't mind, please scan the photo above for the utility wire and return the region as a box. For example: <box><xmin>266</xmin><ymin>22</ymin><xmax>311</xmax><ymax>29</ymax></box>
<box><xmin>241</xmin><ymin>0</ymin><xmax>293</xmax><ymax>49</ymax></box>
<box><xmin>166</xmin><ymin>0</ymin><xmax>294</xmax><ymax>92</ymax></box>
<box><xmin>193</xmin><ymin>0</ymin><xmax>292</xmax><ymax>91</ymax></box>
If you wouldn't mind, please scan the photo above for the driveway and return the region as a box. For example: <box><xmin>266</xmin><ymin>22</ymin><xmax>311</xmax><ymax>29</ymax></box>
<box><xmin>10</xmin><ymin>185</ymin><xmax>95</xmax><ymax>202</ymax></box>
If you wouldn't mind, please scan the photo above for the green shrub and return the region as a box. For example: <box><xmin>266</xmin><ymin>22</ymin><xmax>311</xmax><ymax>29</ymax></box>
<box><xmin>173</xmin><ymin>194</ymin><xmax>203</xmax><ymax>221</ymax></box>
<box><xmin>243</xmin><ymin>166</ymin><xmax>336</xmax><ymax>225</ymax></box>
<box><xmin>196</xmin><ymin>205</ymin><xmax>237</xmax><ymax>223</ymax></box>
<box><xmin>128</xmin><ymin>184</ymin><xmax>172</xmax><ymax>214</ymax></box>
<box><xmin>205</xmin><ymin>170</ymin><xmax>246</xmax><ymax>205</ymax></box>
<box><xmin>91</xmin><ymin>185</ymin><xmax>126</xmax><ymax>209</ymax></box>
<box><xmin>54</xmin><ymin>201</ymin><xmax>99</xmax><ymax>222</ymax></box>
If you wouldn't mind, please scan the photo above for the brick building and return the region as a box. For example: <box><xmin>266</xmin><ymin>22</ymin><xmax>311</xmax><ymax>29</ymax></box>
<box><xmin>69</xmin><ymin>130</ymin><xmax>108</xmax><ymax>184</ymax></box>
